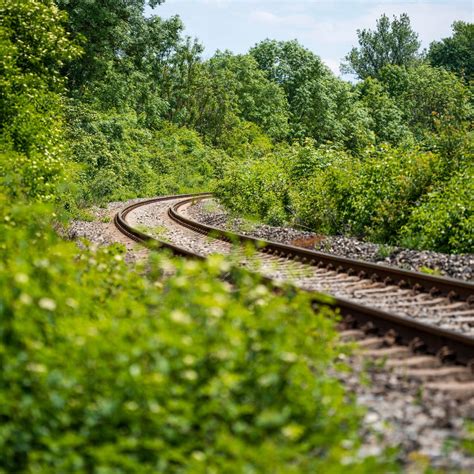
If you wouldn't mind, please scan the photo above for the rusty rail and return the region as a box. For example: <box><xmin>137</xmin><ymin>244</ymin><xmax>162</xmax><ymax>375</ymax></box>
<box><xmin>116</xmin><ymin>193</ymin><xmax>474</xmax><ymax>365</ymax></box>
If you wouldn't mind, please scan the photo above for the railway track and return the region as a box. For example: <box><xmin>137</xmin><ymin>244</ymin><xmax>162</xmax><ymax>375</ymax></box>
<box><xmin>115</xmin><ymin>193</ymin><xmax>474</xmax><ymax>379</ymax></box>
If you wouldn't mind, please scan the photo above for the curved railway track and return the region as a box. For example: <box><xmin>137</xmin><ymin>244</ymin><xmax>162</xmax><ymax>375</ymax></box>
<box><xmin>115</xmin><ymin>193</ymin><xmax>474</xmax><ymax>371</ymax></box>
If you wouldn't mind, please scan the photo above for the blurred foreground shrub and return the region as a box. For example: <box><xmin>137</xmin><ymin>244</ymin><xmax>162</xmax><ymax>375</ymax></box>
<box><xmin>0</xmin><ymin>197</ymin><xmax>397</xmax><ymax>472</ymax></box>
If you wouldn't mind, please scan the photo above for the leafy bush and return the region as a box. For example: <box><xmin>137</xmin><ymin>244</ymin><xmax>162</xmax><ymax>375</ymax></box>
<box><xmin>289</xmin><ymin>143</ymin><xmax>471</xmax><ymax>252</ymax></box>
<box><xmin>215</xmin><ymin>146</ymin><xmax>292</xmax><ymax>225</ymax></box>
<box><xmin>377</xmin><ymin>64</ymin><xmax>473</xmax><ymax>139</ymax></box>
<box><xmin>289</xmin><ymin>148</ymin><xmax>360</xmax><ymax>235</ymax></box>
<box><xmin>401</xmin><ymin>165</ymin><xmax>474</xmax><ymax>253</ymax></box>
<box><xmin>67</xmin><ymin>107</ymin><xmax>230</xmax><ymax>205</ymax></box>
<box><xmin>216</xmin><ymin>143</ymin><xmax>473</xmax><ymax>252</ymax></box>
<box><xmin>0</xmin><ymin>0</ymin><xmax>80</xmax><ymax>201</ymax></box>
<box><xmin>0</xmin><ymin>197</ymin><xmax>397</xmax><ymax>472</ymax></box>
<box><xmin>343</xmin><ymin>146</ymin><xmax>439</xmax><ymax>242</ymax></box>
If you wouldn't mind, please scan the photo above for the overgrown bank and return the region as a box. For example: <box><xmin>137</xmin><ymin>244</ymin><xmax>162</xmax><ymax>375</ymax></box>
<box><xmin>215</xmin><ymin>137</ymin><xmax>473</xmax><ymax>254</ymax></box>
<box><xmin>59</xmin><ymin>4</ymin><xmax>472</xmax><ymax>254</ymax></box>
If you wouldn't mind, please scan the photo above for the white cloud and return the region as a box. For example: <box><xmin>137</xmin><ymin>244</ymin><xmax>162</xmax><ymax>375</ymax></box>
<box><xmin>249</xmin><ymin>10</ymin><xmax>361</xmax><ymax>46</ymax></box>
<box><xmin>250</xmin><ymin>10</ymin><xmax>318</xmax><ymax>28</ymax></box>
<box><xmin>250</xmin><ymin>2</ymin><xmax>472</xmax><ymax>49</ymax></box>
<box><xmin>250</xmin><ymin>10</ymin><xmax>280</xmax><ymax>24</ymax></box>
<box><xmin>201</xmin><ymin>0</ymin><xmax>232</xmax><ymax>7</ymax></box>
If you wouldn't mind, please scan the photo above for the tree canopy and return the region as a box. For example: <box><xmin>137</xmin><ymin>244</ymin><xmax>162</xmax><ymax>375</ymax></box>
<box><xmin>427</xmin><ymin>21</ymin><xmax>474</xmax><ymax>81</ymax></box>
<box><xmin>250</xmin><ymin>39</ymin><xmax>373</xmax><ymax>148</ymax></box>
<box><xmin>342</xmin><ymin>13</ymin><xmax>420</xmax><ymax>79</ymax></box>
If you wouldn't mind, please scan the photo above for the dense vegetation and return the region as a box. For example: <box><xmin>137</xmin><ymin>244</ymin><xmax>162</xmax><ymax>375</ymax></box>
<box><xmin>0</xmin><ymin>0</ymin><xmax>472</xmax><ymax>470</ymax></box>
<box><xmin>56</xmin><ymin>1</ymin><xmax>472</xmax><ymax>253</ymax></box>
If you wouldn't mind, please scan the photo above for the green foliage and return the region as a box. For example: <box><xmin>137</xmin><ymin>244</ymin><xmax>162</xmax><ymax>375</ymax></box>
<box><xmin>341</xmin><ymin>146</ymin><xmax>439</xmax><ymax>242</ymax></box>
<box><xmin>59</xmin><ymin>0</ymin><xmax>207</xmax><ymax>131</ymax></box>
<box><xmin>216</xmin><ymin>143</ymin><xmax>351</xmax><ymax>229</ymax></box>
<box><xmin>0</xmin><ymin>0</ymin><xmax>80</xmax><ymax>201</ymax></box>
<box><xmin>216</xmin><ymin>142</ymin><xmax>473</xmax><ymax>252</ymax></box>
<box><xmin>205</xmin><ymin>52</ymin><xmax>290</xmax><ymax>141</ymax></box>
<box><xmin>342</xmin><ymin>13</ymin><xmax>420</xmax><ymax>79</ymax></box>
<box><xmin>0</xmin><ymin>197</ymin><xmax>398</xmax><ymax>472</ymax></box>
<box><xmin>377</xmin><ymin>64</ymin><xmax>473</xmax><ymax>139</ymax></box>
<box><xmin>289</xmin><ymin>148</ymin><xmax>361</xmax><ymax>235</ymax></box>
<box><xmin>58</xmin><ymin>1</ymin><xmax>290</xmax><ymax>146</ymax></box>
<box><xmin>293</xmin><ymin>74</ymin><xmax>374</xmax><ymax>152</ymax></box>
<box><xmin>427</xmin><ymin>21</ymin><xmax>474</xmax><ymax>81</ymax></box>
<box><xmin>57</xmin><ymin>0</ymin><xmax>164</xmax><ymax>91</ymax></box>
<box><xmin>401</xmin><ymin>165</ymin><xmax>474</xmax><ymax>253</ymax></box>
<box><xmin>289</xmin><ymin>145</ymin><xmax>438</xmax><ymax>243</ymax></box>
<box><xmin>216</xmin><ymin>120</ymin><xmax>274</xmax><ymax>160</ymax></box>
<box><xmin>164</xmin><ymin>51</ymin><xmax>290</xmax><ymax>148</ymax></box>
<box><xmin>251</xmin><ymin>39</ymin><xmax>374</xmax><ymax>150</ymax></box>
<box><xmin>250</xmin><ymin>39</ymin><xmax>328</xmax><ymax>106</ymax></box>
<box><xmin>7</xmin><ymin>1</ymin><xmax>474</xmax><ymax>469</ymax></box>
<box><xmin>67</xmin><ymin>107</ymin><xmax>230</xmax><ymax>204</ymax></box>
<box><xmin>215</xmin><ymin>147</ymin><xmax>291</xmax><ymax>225</ymax></box>
<box><xmin>463</xmin><ymin>421</ymin><xmax>474</xmax><ymax>456</ymax></box>
<box><xmin>357</xmin><ymin>78</ymin><xmax>413</xmax><ymax>146</ymax></box>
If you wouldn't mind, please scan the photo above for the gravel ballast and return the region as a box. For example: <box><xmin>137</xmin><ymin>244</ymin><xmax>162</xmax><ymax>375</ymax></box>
<box><xmin>66</xmin><ymin>199</ymin><xmax>151</xmax><ymax>263</ymax></box>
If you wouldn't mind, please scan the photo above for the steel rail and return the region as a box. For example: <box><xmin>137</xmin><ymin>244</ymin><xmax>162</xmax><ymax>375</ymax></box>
<box><xmin>115</xmin><ymin>193</ymin><xmax>474</xmax><ymax>365</ymax></box>
<box><xmin>169</xmin><ymin>195</ymin><xmax>474</xmax><ymax>302</ymax></box>
<box><xmin>114</xmin><ymin>193</ymin><xmax>212</xmax><ymax>257</ymax></box>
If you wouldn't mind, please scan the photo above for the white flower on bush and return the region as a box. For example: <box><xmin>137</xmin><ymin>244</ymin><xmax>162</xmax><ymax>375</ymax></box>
<box><xmin>15</xmin><ymin>273</ymin><xmax>29</xmax><ymax>284</ymax></box>
<box><xmin>38</xmin><ymin>297</ymin><xmax>56</xmax><ymax>311</ymax></box>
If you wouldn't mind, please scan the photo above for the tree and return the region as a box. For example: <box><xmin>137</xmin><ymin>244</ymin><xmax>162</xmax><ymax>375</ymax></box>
<box><xmin>158</xmin><ymin>51</ymin><xmax>289</xmax><ymax>146</ymax></box>
<box><xmin>342</xmin><ymin>13</ymin><xmax>420</xmax><ymax>79</ymax></box>
<box><xmin>0</xmin><ymin>0</ymin><xmax>80</xmax><ymax>200</ymax></box>
<box><xmin>250</xmin><ymin>39</ymin><xmax>327</xmax><ymax>103</ymax></box>
<box><xmin>357</xmin><ymin>78</ymin><xmax>413</xmax><ymax>145</ymax></box>
<box><xmin>205</xmin><ymin>52</ymin><xmax>290</xmax><ymax>140</ymax></box>
<box><xmin>251</xmin><ymin>39</ymin><xmax>373</xmax><ymax>150</ymax></box>
<box><xmin>378</xmin><ymin>64</ymin><xmax>472</xmax><ymax>138</ymax></box>
<box><xmin>56</xmin><ymin>0</ymin><xmax>164</xmax><ymax>89</ymax></box>
<box><xmin>427</xmin><ymin>21</ymin><xmax>474</xmax><ymax>81</ymax></box>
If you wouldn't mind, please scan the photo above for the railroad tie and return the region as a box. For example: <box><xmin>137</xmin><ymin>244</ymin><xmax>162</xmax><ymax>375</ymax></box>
<box><xmin>361</xmin><ymin>346</ymin><xmax>412</xmax><ymax>359</ymax></box>
<box><xmin>423</xmin><ymin>381</ymin><xmax>474</xmax><ymax>400</ymax></box>
<box><xmin>397</xmin><ymin>367</ymin><xmax>472</xmax><ymax>383</ymax></box>
<box><xmin>386</xmin><ymin>356</ymin><xmax>441</xmax><ymax>369</ymax></box>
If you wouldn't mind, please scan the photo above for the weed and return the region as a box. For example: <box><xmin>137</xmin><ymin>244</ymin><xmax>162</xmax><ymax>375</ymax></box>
<box><xmin>376</xmin><ymin>244</ymin><xmax>395</xmax><ymax>260</ymax></box>
<box><xmin>419</xmin><ymin>265</ymin><xmax>442</xmax><ymax>276</ymax></box>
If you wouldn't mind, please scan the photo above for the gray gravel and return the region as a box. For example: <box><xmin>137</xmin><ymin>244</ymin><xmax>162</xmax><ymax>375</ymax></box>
<box><xmin>66</xmin><ymin>198</ymin><xmax>151</xmax><ymax>264</ymax></box>
<box><xmin>186</xmin><ymin>199</ymin><xmax>474</xmax><ymax>282</ymax></box>
<box><xmin>341</xmin><ymin>354</ymin><xmax>474</xmax><ymax>470</ymax></box>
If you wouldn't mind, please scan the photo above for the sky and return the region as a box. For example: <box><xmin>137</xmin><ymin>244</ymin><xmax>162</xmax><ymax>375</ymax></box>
<box><xmin>148</xmin><ymin>0</ymin><xmax>473</xmax><ymax>76</ymax></box>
